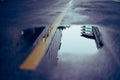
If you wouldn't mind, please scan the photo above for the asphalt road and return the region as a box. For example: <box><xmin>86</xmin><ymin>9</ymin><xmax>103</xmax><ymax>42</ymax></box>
<box><xmin>0</xmin><ymin>0</ymin><xmax>120</xmax><ymax>80</ymax></box>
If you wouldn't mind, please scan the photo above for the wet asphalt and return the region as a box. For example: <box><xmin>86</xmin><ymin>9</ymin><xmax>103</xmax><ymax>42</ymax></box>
<box><xmin>0</xmin><ymin>0</ymin><xmax>120</xmax><ymax>80</ymax></box>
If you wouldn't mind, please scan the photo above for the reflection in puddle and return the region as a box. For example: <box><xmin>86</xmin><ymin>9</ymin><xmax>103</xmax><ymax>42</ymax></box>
<box><xmin>49</xmin><ymin>25</ymin><xmax>99</xmax><ymax>80</ymax></box>
<box><xmin>21</xmin><ymin>27</ymin><xmax>45</xmax><ymax>43</ymax></box>
<box><xmin>59</xmin><ymin>25</ymin><xmax>97</xmax><ymax>57</ymax></box>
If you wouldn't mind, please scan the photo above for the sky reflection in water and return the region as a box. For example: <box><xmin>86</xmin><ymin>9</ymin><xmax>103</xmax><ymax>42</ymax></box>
<box><xmin>58</xmin><ymin>25</ymin><xmax>98</xmax><ymax>62</ymax></box>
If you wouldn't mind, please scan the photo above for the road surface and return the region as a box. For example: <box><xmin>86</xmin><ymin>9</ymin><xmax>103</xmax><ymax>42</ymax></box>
<box><xmin>20</xmin><ymin>0</ymin><xmax>73</xmax><ymax>70</ymax></box>
<box><xmin>0</xmin><ymin>0</ymin><xmax>120</xmax><ymax>80</ymax></box>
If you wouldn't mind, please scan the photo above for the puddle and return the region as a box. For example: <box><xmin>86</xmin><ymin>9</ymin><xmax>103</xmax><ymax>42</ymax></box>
<box><xmin>58</xmin><ymin>25</ymin><xmax>98</xmax><ymax>56</ymax></box>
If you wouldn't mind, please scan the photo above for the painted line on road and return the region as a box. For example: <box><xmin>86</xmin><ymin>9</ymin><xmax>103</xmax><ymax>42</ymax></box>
<box><xmin>20</xmin><ymin>0</ymin><xmax>73</xmax><ymax>70</ymax></box>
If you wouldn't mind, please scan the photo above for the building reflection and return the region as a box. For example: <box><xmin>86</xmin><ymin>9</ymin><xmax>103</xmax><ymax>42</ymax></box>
<box><xmin>36</xmin><ymin>26</ymin><xmax>65</xmax><ymax>74</ymax></box>
<box><xmin>81</xmin><ymin>25</ymin><xmax>104</xmax><ymax>49</ymax></box>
